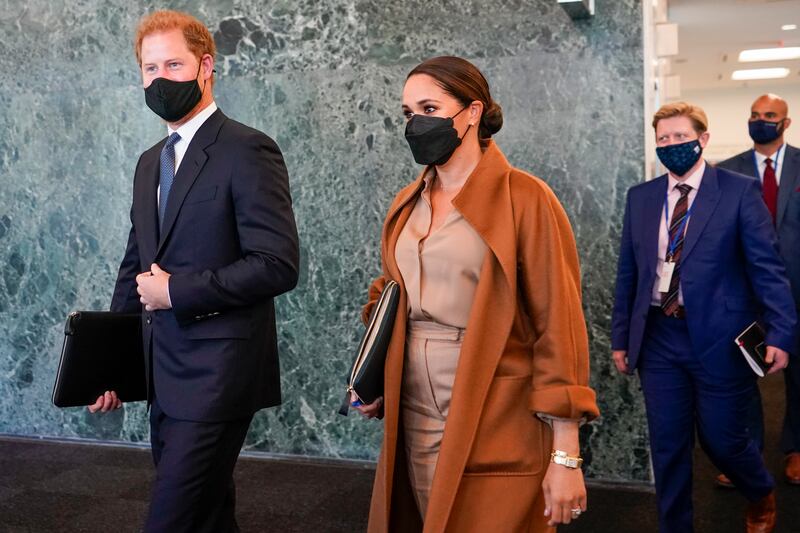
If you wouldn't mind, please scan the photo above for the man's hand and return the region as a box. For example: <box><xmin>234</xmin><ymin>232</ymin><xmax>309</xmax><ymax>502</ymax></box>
<box><xmin>88</xmin><ymin>390</ymin><xmax>122</xmax><ymax>413</ymax></box>
<box><xmin>765</xmin><ymin>346</ymin><xmax>789</xmax><ymax>374</ymax></box>
<box><xmin>612</xmin><ymin>350</ymin><xmax>630</xmax><ymax>374</ymax></box>
<box><xmin>136</xmin><ymin>263</ymin><xmax>172</xmax><ymax>311</ymax></box>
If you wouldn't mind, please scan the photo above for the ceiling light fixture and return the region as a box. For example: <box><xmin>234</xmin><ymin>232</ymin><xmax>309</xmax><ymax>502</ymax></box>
<box><xmin>731</xmin><ymin>68</ymin><xmax>791</xmax><ymax>81</ymax></box>
<box><xmin>738</xmin><ymin>47</ymin><xmax>800</xmax><ymax>62</ymax></box>
<box><xmin>782</xmin><ymin>24</ymin><xmax>797</xmax><ymax>31</ymax></box>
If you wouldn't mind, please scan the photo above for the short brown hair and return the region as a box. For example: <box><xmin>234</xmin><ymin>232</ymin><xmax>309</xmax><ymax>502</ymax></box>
<box><xmin>652</xmin><ymin>102</ymin><xmax>708</xmax><ymax>134</ymax></box>
<box><xmin>408</xmin><ymin>56</ymin><xmax>503</xmax><ymax>145</ymax></box>
<box><xmin>134</xmin><ymin>10</ymin><xmax>216</xmax><ymax>65</ymax></box>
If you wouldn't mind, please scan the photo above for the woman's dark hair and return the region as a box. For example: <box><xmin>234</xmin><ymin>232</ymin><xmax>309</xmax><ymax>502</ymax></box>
<box><xmin>407</xmin><ymin>56</ymin><xmax>503</xmax><ymax>144</ymax></box>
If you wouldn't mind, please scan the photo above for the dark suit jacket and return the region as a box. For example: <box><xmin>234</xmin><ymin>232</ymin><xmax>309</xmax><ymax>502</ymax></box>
<box><xmin>110</xmin><ymin>109</ymin><xmax>300</xmax><ymax>422</ymax></box>
<box><xmin>718</xmin><ymin>144</ymin><xmax>800</xmax><ymax>309</ymax></box>
<box><xmin>611</xmin><ymin>164</ymin><xmax>796</xmax><ymax>377</ymax></box>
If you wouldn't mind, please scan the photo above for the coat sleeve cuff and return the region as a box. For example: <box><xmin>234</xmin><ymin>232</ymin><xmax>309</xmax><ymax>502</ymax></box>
<box><xmin>529</xmin><ymin>385</ymin><xmax>600</xmax><ymax>421</ymax></box>
<box><xmin>765</xmin><ymin>330</ymin><xmax>795</xmax><ymax>355</ymax></box>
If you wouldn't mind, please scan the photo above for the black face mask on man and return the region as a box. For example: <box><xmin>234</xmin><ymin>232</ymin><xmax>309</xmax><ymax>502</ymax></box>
<box><xmin>144</xmin><ymin>62</ymin><xmax>205</xmax><ymax>122</ymax></box>
<box><xmin>404</xmin><ymin>107</ymin><xmax>471</xmax><ymax>166</ymax></box>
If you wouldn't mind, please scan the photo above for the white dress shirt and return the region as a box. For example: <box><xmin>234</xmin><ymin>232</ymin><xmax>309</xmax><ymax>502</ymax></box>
<box><xmin>753</xmin><ymin>144</ymin><xmax>786</xmax><ymax>186</ymax></box>
<box><xmin>157</xmin><ymin>101</ymin><xmax>218</xmax><ymax>203</ymax></box>
<box><xmin>651</xmin><ymin>161</ymin><xmax>706</xmax><ymax>306</ymax></box>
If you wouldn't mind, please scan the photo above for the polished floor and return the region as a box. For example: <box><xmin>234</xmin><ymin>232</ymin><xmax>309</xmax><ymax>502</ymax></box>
<box><xmin>1</xmin><ymin>372</ymin><xmax>798</xmax><ymax>532</ymax></box>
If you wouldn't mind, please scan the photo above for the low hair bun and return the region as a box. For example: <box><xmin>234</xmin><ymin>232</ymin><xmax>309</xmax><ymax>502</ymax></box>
<box><xmin>480</xmin><ymin>101</ymin><xmax>503</xmax><ymax>137</ymax></box>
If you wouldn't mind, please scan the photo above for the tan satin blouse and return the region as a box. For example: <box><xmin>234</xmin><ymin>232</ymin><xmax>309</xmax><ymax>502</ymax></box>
<box><xmin>394</xmin><ymin>172</ymin><xmax>488</xmax><ymax>328</ymax></box>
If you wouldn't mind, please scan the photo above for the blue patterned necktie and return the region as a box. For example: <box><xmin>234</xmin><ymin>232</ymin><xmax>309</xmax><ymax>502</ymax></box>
<box><xmin>158</xmin><ymin>132</ymin><xmax>182</xmax><ymax>227</ymax></box>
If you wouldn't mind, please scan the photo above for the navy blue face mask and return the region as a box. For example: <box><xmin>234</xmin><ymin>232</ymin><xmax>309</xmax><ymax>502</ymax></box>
<box><xmin>748</xmin><ymin>119</ymin><xmax>785</xmax><ymax>145</ymax></box>
<box><xmin>656</xmin><ymin>139</ymin><xmax>703</xmax><ymax>177</ymax></box>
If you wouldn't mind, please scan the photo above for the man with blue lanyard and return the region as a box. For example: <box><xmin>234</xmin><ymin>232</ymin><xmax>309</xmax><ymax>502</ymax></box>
<box><xmin>611</xmin><ymin>101</ymin><xmax>796</xmax><ymax>532</ymax></box>
<box><xmin>717</xmin><ymin>94</ymin><xmax>800</xmax><ymax>488</ymax></box>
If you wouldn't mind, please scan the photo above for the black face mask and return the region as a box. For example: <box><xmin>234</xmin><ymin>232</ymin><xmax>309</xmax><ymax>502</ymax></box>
<box><xmin>404</xmin><ymin>107</ymin><xmax>471</xmax><ymax>166</ymax></box>
<box><xmin>144</xmin><ymin>63</ymin><xmax>204</xmax><ymax>122</ymax></box>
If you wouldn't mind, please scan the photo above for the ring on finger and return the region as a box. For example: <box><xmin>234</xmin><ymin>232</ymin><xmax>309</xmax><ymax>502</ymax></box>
<box><xmin>571</xmin><ymin>508</ymin><xmax>582</xmax><ymax>518</ymax></box>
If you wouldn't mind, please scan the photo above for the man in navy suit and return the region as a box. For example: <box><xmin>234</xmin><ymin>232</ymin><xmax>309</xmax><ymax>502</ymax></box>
<box><xmin>88</xmin><ymin>10</ymin><xmax>299</xmax><ymax>532</ymax></box>
<box><xmin>611</xmin><ymin>102</ymin><xmax>796</xmax><ymax>533</ymax></box>
<box><xmin>717</xmin><ymin>94</ymin><xmax>800</xmax><ymax>487</ymax></box>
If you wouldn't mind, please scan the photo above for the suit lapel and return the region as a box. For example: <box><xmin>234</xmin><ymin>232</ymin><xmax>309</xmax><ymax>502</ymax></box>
<box><xmin>777</xmin><ymin>145</ymin><xmax>800</xmax><ymax>229</ymax></box>
<box><xmin>641</xmin><ymin>177</ymin><xmax>667</xmax><ymax>276</ymax></box>
<box><xmin>133</xmin><ymin>147</ymin><xmax>161</xmax><ymax>266</ymax></box>
<box><xmin>745</xmin><ymin>149</ymin><xmax>758</xmax><ymax>177</ymax></box>
<box><xmin>155</xmin><ymin>110</ymin><xmax>226</xmax><ymax>259</ymax></box>
<box><xmin>681</xmin><ymin>164</ymin><xmax>721</xmax><ymax>261</ymax></box>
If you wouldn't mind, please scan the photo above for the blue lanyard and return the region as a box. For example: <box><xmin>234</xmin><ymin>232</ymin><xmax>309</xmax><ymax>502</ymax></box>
<box><xmin>664</xmin><ymin>189</ymin><xmax>693</xmax><ymax>260</ymax></box>
<box><xmin>752</xmin><ymin>144</ymin><xmax>784</xmax><ymax>180</ymax></box>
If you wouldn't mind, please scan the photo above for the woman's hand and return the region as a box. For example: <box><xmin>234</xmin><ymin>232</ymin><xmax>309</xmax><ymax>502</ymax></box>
<box><xmin>350</xmin><ymin>391</ymin><xmax>383</xmax><ymax>419</ymax></box>
<box><xmin>542</xmin><ymin>461</ymin><xmax>587</xmax><ymax>526</ymax></box>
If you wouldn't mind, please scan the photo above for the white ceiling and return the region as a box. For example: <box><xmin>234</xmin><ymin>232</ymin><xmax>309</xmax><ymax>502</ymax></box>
<box><xmin>668</xmin><ymin>0</ymin><xmax>800</xmax><ymax>91</ymax></box>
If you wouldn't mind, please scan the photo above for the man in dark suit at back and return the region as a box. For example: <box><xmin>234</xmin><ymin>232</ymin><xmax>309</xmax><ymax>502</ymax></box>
<box><xmin>88</xmin><ymin>10</ymin><xmax>300</xmax><ymax>532</ymax></box>
<box><xmin>717</xmin><ymin>93</ymin><xmax>800</xmax><ymax>488</ymax></box>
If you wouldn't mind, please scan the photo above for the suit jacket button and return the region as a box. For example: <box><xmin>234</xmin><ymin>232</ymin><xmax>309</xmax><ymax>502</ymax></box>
<box><xmin>146</xmin><ymin>316</ymin><xmax>152</xmax><ymax>325</ymax></box>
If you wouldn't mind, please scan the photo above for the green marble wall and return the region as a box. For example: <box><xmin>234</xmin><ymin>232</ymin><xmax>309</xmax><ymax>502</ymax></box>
<box><xmin>0</xmin><ymin>0</ymin><xmax>649</xmax><ymax>482</ymax></box>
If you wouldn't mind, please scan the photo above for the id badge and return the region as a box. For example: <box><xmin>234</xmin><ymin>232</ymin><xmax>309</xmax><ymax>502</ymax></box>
<box><xmin>658</xmin><ymin>261</ymin><xmax>675</xmax><ymax>293</ymax></box>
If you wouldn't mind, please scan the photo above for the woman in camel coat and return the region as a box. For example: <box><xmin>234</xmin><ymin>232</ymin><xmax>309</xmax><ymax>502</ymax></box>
<box><xmin>353</xmin><ymin>56</ymin><xmax>599</xmax><ymax>532</ymax></box>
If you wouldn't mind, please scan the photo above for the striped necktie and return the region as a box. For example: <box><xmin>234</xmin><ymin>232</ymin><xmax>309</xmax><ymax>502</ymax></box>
<box><xmin>661</xmin><ymin>183</ymin><xmax>692</xmax><ymax>316</ymax></box>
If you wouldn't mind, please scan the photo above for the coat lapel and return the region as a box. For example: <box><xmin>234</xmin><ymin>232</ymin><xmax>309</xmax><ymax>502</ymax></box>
<box><xmin>155</xmin><ymin>109</ymin><xmax>226</xmax><ymax>259</ymax></box>
<box><xmin>746</xmin><ymin>149</ymin><xmax>759</xmax><ymax>177</ymax></box>
<box><xmin>681</xmin><ymin>164</ymin><xmax>721</xmax><ymax>262</ymax></box>
<box><xmin>375</xmin><ymin>172</ymin><xmax>425</xmax><ymax>523</ymax></box>
<box><xmin>641</xmin><ymin>176</ymin><xmax>667</xmax><ymax>276</ymax></box>
<box><xmin>777</xmin><ymin>145</ymin><xmax>800</xmax><ymax>230</ymax></box>
<box><xmin>133</xmin><ymin>147</ymin><xmax>161</xmax><ymax>266</ymax></box>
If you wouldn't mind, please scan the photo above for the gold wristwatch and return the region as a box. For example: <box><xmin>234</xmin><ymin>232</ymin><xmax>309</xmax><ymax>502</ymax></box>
<box><xmin>551</xmin><ymin>450</ymin><xmax>583</xmax><ymax>469</ymax></box>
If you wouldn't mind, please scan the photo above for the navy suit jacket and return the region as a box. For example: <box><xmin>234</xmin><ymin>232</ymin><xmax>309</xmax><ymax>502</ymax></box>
<box><xmin>110</xmin><ymin>109</ymin><xmax>300</xmax><ymax>422</ymax></box>
<box><xmin>611</xmin><ymin>164</ymin><xmax>796</xmax><ymax>377</ymax></box>
<box><xmin>718</xmin><ymin>144</ymin><xmax>800</xmax><ymax>310</ymax></box>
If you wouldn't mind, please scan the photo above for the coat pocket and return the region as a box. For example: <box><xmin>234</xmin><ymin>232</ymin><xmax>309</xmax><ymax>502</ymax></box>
<box><xmin>184</xmin><ymin>185</ymin><xmax>218</xmax><ymax>205</ymax></box>
<box><xmin>183</xmin><ymin>313</ymin><xmax>251</xmax><ymax>339</ymax></box>
<box><xmin>464</xmin><ymin>375</ymin><xmax>546</xmax><ymax>475</ymax></box>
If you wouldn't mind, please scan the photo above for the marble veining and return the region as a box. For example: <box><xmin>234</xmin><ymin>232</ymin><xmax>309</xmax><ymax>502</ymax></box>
<box><xmin>0</xmin><ymin>0</ymin><xmax>649</xmax><ymax>482</ymax></box>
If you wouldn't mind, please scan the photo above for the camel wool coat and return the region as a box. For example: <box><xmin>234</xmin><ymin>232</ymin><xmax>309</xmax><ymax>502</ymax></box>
<box><xmin>362</xmin><ymin>141</ymin><xmax>600</xmax><ymax>533</ymax></box>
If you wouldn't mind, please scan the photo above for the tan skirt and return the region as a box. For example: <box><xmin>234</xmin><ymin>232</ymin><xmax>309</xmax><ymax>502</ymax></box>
<box><xmin>401</xmin><ymin>320</ymin><xmax>465</xmax><ymax>520</ymax></box>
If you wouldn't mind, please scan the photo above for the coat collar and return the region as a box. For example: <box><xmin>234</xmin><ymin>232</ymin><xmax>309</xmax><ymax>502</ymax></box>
<box><xmin>681</xmin><ymin>163</ymin><xmax>721</xmax><ymax>261</ymax></box>
<box><xmin>151</xmin><ymin>108</ymin><xmax>226</xmax><ymax>259</ymax></box>
<box><xmin>384</xmin><ymin>140</ymin><xmax>518</xmax><ymax>289</ymax></box>
<box><xmin>381</xmin><ymin>141</ymin><xmax>522</xmax><ymax>529</ymax></box>
<box><xmin>647</xmin><ymin>164</ymin><xmax>721</xmax><ymax>264</ymax></box>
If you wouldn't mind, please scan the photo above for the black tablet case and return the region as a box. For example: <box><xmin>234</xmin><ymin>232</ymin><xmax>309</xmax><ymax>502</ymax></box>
<box><xmin>52</xmin><ymin>311</ymin><xmax>146</xmax><ymax>407</ymax></box>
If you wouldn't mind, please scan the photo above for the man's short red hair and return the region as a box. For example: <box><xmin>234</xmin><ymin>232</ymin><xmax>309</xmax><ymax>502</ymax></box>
<box><xmin>134</xmin><ymin>10</ymin><xmax>216</xmax><ymax>65</ymax></box>
<box><xmin>652</xmin><ymin>101</ymin><xmax>709</xmax><ymax>134</ymax></box>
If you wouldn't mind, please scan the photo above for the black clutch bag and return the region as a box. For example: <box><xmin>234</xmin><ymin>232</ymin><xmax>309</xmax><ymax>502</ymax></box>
<box><xmin>339</xmin><ymin>280</ymin><xmax>400</xmax><ymax>416</ymax></box>
<box><xmin>735</xmin><ymin>321</ymin><xmax>769</xmax><ymax>377</ymax></box>
<box><xmin>52</xmin><ymin>311</ymin><xmax>147</xmax><ymax>407</ymax></box>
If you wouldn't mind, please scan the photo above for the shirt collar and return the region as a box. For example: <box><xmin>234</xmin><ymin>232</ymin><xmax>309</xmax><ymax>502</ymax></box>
<box><xmin>421</xmin><ymin>167</ymin><xmax>437</xmax><ymax>190</ymax></box>
<box><xmin>168</xmin><ymin>101</ymin><xmax>218</xmax><ymax>143</ymax></box>
<box><xmin>754</xmin><ymin>144</ymin><xmax>784</xmax><ymax>165</ymax></box>
<box><xmin>668</xmin><ymin>160</ymin><xmax>705</xmax><ymax>192</ymax></box>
